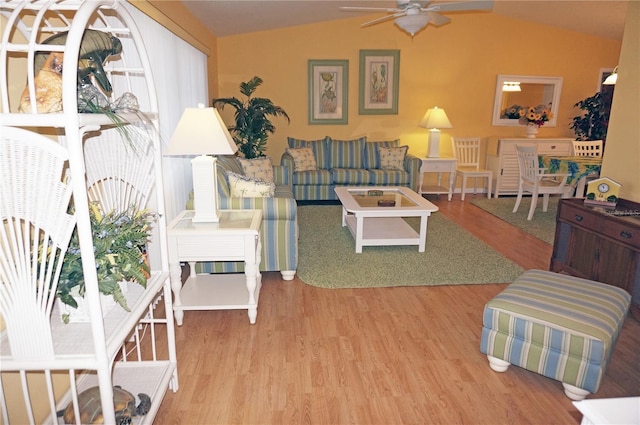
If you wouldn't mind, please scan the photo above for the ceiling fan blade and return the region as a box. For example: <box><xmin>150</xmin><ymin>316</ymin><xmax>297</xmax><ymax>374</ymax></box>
<box><xmin>362</xmin><ymin>11</ymin><xmax>407</xmax><ymax>27</ymax></box>
<box><xmin>427</xmin><ymin>11</ymin><xmax>451</xmax><ymax>26</ymax></box>
<box><xmin>340</xmin><ymin>6</ymin><xmax>402</xmax><ymax>13</ymax></box>
<box><xmin>424</xmin><ymin>0</ymin><xmax>493</xmax><ymax>13</ymax></box>
<box><xmin>398</xmin><ymin>0</ymin><xmax>431</xmax><ymax>8</ymax></box>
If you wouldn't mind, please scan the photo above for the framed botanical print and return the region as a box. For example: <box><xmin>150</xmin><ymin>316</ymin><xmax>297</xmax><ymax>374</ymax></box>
<box><xmin>359</xmin><ymin>49</ymin><xmax>400</xmax><ymax>115</ymax></box>
<box><xmin>308</xmin><ymin>59</ymin><xmax>348</xmax><ymax>125</ymax></box>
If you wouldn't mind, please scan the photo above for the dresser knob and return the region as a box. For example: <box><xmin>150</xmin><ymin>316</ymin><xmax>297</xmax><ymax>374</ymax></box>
<box><xmin>620</xmin><ymin>231</ymin><xmax>632</xmax><ymax>239</ymax></box>
<box><xmin>575</xmin><ymin>215</ymin><xmax>583</xmax><ymax>222</ymax></box>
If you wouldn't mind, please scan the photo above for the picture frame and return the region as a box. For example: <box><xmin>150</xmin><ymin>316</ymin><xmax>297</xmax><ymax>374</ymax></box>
<box><xmin>359</xmin><ymin>49</ymin><xmax>400</xmax><ymax>115</ymax></box>
<box><xmin>308</xmin><ymin>59</ymin><xmax>348</xmax><ymax>125</ymax></box>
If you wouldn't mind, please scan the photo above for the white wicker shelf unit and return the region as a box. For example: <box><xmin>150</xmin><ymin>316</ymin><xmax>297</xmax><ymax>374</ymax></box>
<box><xmin>0</xmin><ymin>1</ymin><xmax>178</xmax><ymax>424</ymax></box>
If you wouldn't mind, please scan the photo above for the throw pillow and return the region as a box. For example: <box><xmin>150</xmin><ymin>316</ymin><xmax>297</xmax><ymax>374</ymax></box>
<box><xmin>227</xmin><ymin>172</ymin><xmax>275</xmax><ymax>197</ymax></box>
<box><xmin>378</xmin><ymin>146</ymin><xmax>408</xmax><ymax>170</ymax></box>
<box><xmin>286</xmin><ymin>147</ymin><xmax>317</xmax><ymax>172</ymax></box>
<box><xmin>237</xmin><ymin>156</ymin><xmax>274</xmax><ymax>182</ymax></box>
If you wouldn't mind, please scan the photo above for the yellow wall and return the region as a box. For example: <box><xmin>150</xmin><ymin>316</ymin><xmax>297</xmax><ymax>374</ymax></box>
<box><xmin>215</xmin><ymin>13</ymin><xmax>621</xmax><ymax>162</ymax></box>
<box><xmin>600</xmin><ymin>1</ymin><xmax>640</xmax><ymax>202</ymax></box>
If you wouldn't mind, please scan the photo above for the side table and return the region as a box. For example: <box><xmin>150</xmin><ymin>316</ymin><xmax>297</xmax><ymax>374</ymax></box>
<box><xmin>167</xmin><ymin>209</ymin><xmax>262</xmax><ymax>325</ymax></box>
<box><xmin>418</xmin><ymin>157</ymin><xmax>457</xmax><ymax>201</ymax></box>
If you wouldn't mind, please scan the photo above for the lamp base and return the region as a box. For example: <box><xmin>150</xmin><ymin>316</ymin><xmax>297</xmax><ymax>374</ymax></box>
<box><xmin>427</xmin><ymin>129</ymin><xmax>441</xmax><ymax>158</ymax></box>
<box><xmin>191</xmin><ymin>155</ymin><xmax>220</xmax><ymax>223</ymax></box>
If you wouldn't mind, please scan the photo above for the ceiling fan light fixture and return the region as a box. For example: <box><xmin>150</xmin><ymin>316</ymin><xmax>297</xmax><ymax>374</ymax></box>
<box><xmin>394</xmin><ymin>14</ymin><xmax>429</xmax><ymax>36</ymax></box>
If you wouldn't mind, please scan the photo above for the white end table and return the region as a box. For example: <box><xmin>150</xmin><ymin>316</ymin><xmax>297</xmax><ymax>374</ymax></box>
<box><xmin>167</xmin><ymin>209</ymin><xmax>262</xmax><ymax>325</ymax></box>
<box><xmin>573</xmin><ymin>397</ymin><xmax>639</xmax><ymax>425</ymax></box>
<box><xmin>418</xmin><ymin>157</ymin><xmax>457</xmax><ymax>201</ymax></box>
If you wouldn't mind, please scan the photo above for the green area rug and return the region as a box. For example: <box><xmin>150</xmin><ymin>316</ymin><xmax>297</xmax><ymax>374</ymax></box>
<box><xmin>471</xmin><ymin>196</ymin><xmax>558</xmax><ymax>244</ymax></box>
<box><xmin>297</xmin><ymin>206</ymin><xmax>523</xmax><ymax>289</ymax></box>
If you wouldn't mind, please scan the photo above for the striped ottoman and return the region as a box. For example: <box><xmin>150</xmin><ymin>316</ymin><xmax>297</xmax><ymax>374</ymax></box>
<box><xmin>480</xmin><ymin>269</ymin><xmax>631</xmax><ymax>400</ymax></box>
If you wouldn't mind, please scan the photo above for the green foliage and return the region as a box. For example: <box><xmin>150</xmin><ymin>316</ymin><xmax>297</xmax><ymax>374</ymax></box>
<box><xmin>213</xmin><ymin>76</ymin><xmax>290</xmax><ymax>159</ymax></box>
<box><xmin>57</xmin><ymin>204</ymin><xmax>156</xmax><ymax>313</ymax></box>
<box><xmin>570</xmin><ymin>90</ymin><xmax>613</xmax><ymax>141</ymax></box>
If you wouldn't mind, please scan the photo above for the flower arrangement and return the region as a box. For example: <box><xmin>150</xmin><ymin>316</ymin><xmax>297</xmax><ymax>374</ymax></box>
<box><xmin>502</xmin><ymin>104</ymin><xmax>553</xmax><ymax>127</ymax></box>
<box><xmin>57</xmin><ymin>203</ymin><xmax>157</xmax><ymax>319</ymax></box>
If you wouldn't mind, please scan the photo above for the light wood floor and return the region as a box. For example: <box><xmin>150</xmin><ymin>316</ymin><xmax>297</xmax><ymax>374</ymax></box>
<box><xmin>155</xmin><ymin>194</ymin><xmax>639</xmax><ymax>425</ymax></box>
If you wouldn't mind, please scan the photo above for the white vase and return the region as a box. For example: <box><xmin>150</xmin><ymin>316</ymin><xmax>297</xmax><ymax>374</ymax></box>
<box><xmin>525</xmin><ymin>124</ymin><xmax>539</xmax><ymax>138</ymax></box>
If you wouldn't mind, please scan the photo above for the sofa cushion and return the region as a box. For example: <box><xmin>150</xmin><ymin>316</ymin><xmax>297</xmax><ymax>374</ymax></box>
<box><xmin>286</xmin><ymin>147</ymin><xmax>317</xmax><ymax>172</ymax></box>
<box><xmin>331</xmin><ymin>168</ymin><xmax>373</xmax><ymax>185</ymax></box>
<box><xmin>217</xmin><ymin>155</ymin><xmax>245</xmax><ymax>175</ymax></box>
<box><xmin>368</xmin><ymin>169</ymin><xmax>410</xmax><ymax>186</ymax></box>
<box><xmin>378</xmin><ymin>145</ymin><xmax>409</xmax><ymax>170</ymax></box>
<box><xmin>363</xmin><ymin>140</ymin><xmax>400</xmax><ymax>169</ymax></box>
<box><xmin>327</xmin><ymin>136</ymin><xmax>366</xmax><ymax>169</ymax></box>
<box><xmin>291</xmin><ymin>168</ymin><xmax>333</xmax><ymax>185</ymax></box>
<box><xmin>215</xmin><ymin>155</ymin><xmax>246</xmax><ymax>197</ymax></box>
<box><xmin>238</xmin><ymin>156</ymin><xmax>274</xmax><ymax>182</ymax></box>
<box><xmin>227</xmin><ymin>172</ymin><xmax>276</xmax><ymax>197</ymax></box>
<box><xmin>288</xmin><ymin>136</ymin><xmax>329</xmax><ymax>169</ymax></box>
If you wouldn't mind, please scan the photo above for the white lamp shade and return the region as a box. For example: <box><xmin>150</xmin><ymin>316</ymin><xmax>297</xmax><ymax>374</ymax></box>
<box><xmin>419</xmin><ymin>106</ymin><xmax>453</xmax><ymax>129</ymax></box>
<box><xmin>395</xmin><ymin>14</ymin><xmax>430</xmax><ymax>36</ymax></box>
<box><xmin>165</xmin><ymin>105</ymin><xmax>237</xmax><ymax>156</ymax></box>
<box><xmin>603</xmin><ymin>68</ymin><xmax>618</xmax><ymax>85</ymax></box>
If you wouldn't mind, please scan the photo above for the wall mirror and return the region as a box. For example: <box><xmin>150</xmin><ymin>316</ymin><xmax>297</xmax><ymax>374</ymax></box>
<box><xmin>492</xmin><ymin>75</ymin><xmax>563</xmax><ymax>127</ymax></box>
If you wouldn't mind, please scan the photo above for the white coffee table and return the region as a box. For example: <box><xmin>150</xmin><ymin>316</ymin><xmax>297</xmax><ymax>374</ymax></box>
<box><xmin>335</xmin><ymin>186</ymin><xmax>439</xmax><ymax>253</ymax></box>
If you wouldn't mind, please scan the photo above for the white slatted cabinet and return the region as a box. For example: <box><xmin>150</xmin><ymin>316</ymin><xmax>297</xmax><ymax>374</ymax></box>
<box><xmin>486</xmin><ymin>137</ymin><xmax>572</xmax><ymax>197</ymax></box>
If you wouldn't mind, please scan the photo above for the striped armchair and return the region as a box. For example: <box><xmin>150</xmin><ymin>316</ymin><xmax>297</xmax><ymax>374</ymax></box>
<box><xmin>187</xmin><ymin>155</ymin><xmax>298</xmax><ymax>280</ymax></box>
<box><xmin>281</xmin><ymin>136</ymin><xmax>421</xmax><ymax>201</ymax></box>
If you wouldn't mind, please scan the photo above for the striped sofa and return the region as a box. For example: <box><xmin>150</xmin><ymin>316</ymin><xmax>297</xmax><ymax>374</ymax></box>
<box><xmin>281</xmin><ymin>136</ymin><xmax>421</xmax><ymax>201</ymax></box>
<box><xmin>187</xmin><ymin>155</ymin><xmax>298</xmax><ymax>280</ymax></box>
<box><xmin>481</xmin><ymin>269</ymin><xmax>631</xmax><ymax>400</ymax></box>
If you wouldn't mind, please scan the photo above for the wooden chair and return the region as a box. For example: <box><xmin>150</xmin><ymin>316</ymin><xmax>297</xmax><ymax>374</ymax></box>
<box><xmin>453</xmin><ymin>137</ymin><xmax>492</xmax><ymax>200</ymax></box>
<box><xmin>572</xmin><ymin>140</ymin><xmax>603</xmax><ymax>157</ymax></box>
<box><xmin>513</xmin><ymin>145</ymin><xmax>569</xmax><ymax>220</ymax></box>
<box><xmin>572</xmin><ymin>140</ymin><xmax>603</xmax><ymax>196</ymax></box>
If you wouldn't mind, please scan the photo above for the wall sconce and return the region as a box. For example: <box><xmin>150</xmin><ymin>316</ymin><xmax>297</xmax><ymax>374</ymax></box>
<box><xmin>502</xmin><ymin>81</ymin><xmax>521</xmax><ymax>92</ymax></box>
<box><xmin>419</xmin><ymin>106</ymin><xmax>452</xmax><ymax>158</ymax></box>
<box><xmin>603</xmin><ymin>66</ymin><xmax>618</xmax><ymax>85</ymax></box>
<box><xmin>165</xmin><ymin>104</ymin><xmax>237</xmax><ymax>222</ymax></box>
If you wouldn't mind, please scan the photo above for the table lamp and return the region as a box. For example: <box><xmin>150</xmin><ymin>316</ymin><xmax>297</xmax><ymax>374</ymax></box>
<box><xmin>419</xmin><ymin>106</ymin><xmax>452</xmax><ymax>158</ymax></box>
<box><xmin>165</xmin><ymin>104</ymin><xmax>237</xmax><ymax>222</ymax></box>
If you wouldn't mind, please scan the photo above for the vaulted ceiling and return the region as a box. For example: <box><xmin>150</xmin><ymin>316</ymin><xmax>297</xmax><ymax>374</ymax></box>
<box><xmin>180</xmin><ymin>0</ymin><xmax>628</xmax><ymax>40</ymax></box>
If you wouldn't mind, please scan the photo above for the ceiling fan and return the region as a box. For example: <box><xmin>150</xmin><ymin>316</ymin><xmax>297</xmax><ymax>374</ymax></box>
<box><xmin>340</xmin><ymin>0</ymin><xmax>494</xmax><ymax>36</ymax></box>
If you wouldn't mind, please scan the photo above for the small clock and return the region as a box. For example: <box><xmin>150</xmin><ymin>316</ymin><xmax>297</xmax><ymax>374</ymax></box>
<box><xmin>585</xmin><ymin>177</ymin><xmax>621</xmax><ymax>207</ymax></box>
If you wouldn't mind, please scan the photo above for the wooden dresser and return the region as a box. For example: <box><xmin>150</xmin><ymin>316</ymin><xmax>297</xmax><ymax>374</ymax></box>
<box><xmin>486</xmin><ymin>137</ymin><xmax>572</xmax><ymax>197</ymax></box>
<box><xmin>551</xmin><ymin>198</ymin><xmax>640</xmax><ymax>319</ymax></box>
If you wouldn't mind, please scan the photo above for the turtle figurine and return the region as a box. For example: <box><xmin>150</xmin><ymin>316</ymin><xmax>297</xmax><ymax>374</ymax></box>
<box><xmin>58</xmin><ymin>385</ymin><xmax>151</xmax><ymax>425</ymax></box>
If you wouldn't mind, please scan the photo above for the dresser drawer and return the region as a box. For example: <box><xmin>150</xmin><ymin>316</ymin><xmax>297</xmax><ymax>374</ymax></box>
<box><xmin>559</xmin><ymin>202</ymin><xmax>601</xmax><ymax>230</ymax></box>
<box><xmin>602</xmin><ymin>220</ymin><xmax>640</xmax><ymax>250</ymax></box>
<box><xmin>537</xmin><ymin>141</ymin><xmax>571</xmax><ymax>155</ymax></box>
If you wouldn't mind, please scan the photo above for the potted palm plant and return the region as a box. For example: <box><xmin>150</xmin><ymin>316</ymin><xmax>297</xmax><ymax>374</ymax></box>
<box><xmin>570</xmin><ymin>89</ymin><xmax>613</xmax><ymax>142</ymax></box>
<box><xmin>213</xmin><ymin>76</ymin><xmax>290</xmax><ymax>159</ymax></box>
<box><xmin>56</xmin><ymin>203</ymin><xmax>156</xmax><ymax>323</ymax></box>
